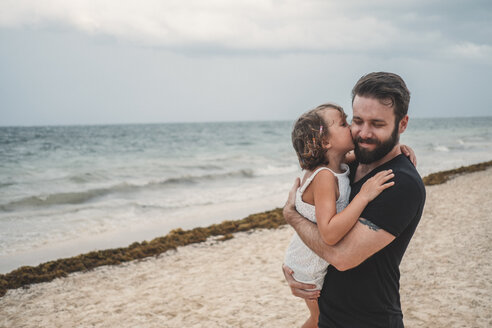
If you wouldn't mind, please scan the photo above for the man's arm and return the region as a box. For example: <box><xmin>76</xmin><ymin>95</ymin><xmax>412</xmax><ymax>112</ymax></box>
<box><xmin>283</xmin><ymin>179</ymin><xmax>395</xmax><ymax>271</ymax></box>
<box><xmin>326</xmin><ymin>217</ymin><xmax>395</xmax><ymax>270</ymax></box>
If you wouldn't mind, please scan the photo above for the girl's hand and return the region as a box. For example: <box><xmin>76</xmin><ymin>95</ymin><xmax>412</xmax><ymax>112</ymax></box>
<box><xmin>400</xmin><ymin>144</ymin><xmax>417</xmax><ymax>166</ymax></box>
<box><xmin>359</xmin><ymin>170</ymin><xmax>395</xmax><ymax>203</ymax></box>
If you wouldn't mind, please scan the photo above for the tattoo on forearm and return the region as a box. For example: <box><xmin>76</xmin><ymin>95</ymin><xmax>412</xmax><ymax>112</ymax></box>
<box><xmin>359</xmin><ymin>218</ymin><xmax>380</xmax><ymax>231</ymax></box>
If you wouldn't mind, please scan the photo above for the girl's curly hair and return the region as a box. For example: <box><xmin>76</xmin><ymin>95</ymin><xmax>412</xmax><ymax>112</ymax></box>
<box><xmin>292</xmin><ymin>103</ymin><xmax>346</xmax><ymax>170</ymax></box>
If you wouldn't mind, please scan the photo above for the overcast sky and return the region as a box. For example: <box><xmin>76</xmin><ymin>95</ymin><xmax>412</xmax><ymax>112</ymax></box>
<box><xmin>1</xmin><ymin>0</ymin><xmax>491</xmax><ymax>126</ymax></box>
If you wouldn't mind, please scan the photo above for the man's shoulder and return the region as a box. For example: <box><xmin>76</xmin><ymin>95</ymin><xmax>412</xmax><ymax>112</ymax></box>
<box><xmin>372</xmin><ymin>155</ymin><xmax>425</xmax><ymax>203</ymax></box>
<box><xmin>363</xmin><ymin>155</ymin><xmax>426</xmax><ymax>236</ymax></box>
<box><xmin>392</xmin><ymin>156</ymin><xmax>424</xmax><ymax>188</ymax></box>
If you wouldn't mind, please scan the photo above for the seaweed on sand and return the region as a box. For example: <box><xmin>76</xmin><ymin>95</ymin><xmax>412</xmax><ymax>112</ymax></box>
<box><xmin>422</xmin><ymin>160</ymin><xmax>492</xmax><ymax>185</ymax></box>
<box><xmin>0</xmin><ymin>208</ymin><xmax>285</xmax><ymax>297</ymax></box>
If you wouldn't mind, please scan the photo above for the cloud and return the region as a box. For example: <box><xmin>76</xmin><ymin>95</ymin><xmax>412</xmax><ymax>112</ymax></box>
<box><xmin>0</xmin><ymin>0</ymin><xmax>400</xmax><ymax>52</ymax></box>
<box><xmin>448</xmin><ymin>42</ymin><xmax>492</xmax><ymax>61</ymax></box>
<box><xmin>0</xmin><ymin>0</ymin><xmax>490</xmax><ymax>60</ymax></box>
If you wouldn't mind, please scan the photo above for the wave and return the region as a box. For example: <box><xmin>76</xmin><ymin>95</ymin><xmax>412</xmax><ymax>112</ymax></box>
<box><xmin>225</xmin><ymin>141</ymin><xmax>253</xmax><ymax>146</ymax></box>
<box><xmin>0</xmin><ymin>168</ymin><xmax>258</xmax><ymax>211</ymax></box>
<box><xmin>155</xmin><ymin>169</ymin><xmax>255</xmax><ymax>186</ymax></box>
<box><xmin>67</xmin><ymin>164</ymin><xmax>228</xmax><ymax>185</ymax></box>
<box><xmin>0</xmin><ymin>184</ymin><xmax>134</xmax><ymax>211</ymax></box>
<box><xmin>254</xmin><ymin>164</ymin><xmax>299</xmax><ymax>176</ymax></box>
<box><xmin>0</xmin><ymin>182</ymin><xmax>14</xmax><ymax>189</ymax></box>
<box><xmin>180</xmin><ymin>164</ymin><xmax>223</xmax><ymax>170</ymax></box>
<box><xmin>433</xmin><ymin>145</ymin><xmax>450</xmax><ymax>152</ymax></box>
<box><xmin>0</xmin><ymin>162</ymin><xmax>299</xmax><ymax>211</ymax></box>
<box><xmin>69</xmin><ymin>172</ymin><xmax>105</xmax><ymax>184</ymax></box>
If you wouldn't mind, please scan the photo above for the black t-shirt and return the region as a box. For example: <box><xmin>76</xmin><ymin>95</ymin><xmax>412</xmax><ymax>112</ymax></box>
<box><xmin>318</xmin><ymin>154</ymin><xmax>426</xmax><ymax>328</ymax></box>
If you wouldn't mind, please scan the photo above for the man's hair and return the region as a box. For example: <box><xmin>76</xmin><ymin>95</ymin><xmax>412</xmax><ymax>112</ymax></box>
<box><xmin>351</xmin><ymin>72</ymin><xmax>410</xmax><ymax>123</ymax></box>
<box><xmin>291</xmin><ymin>103</ymin><xmax>346</xmax><ymax>170</ymax></box>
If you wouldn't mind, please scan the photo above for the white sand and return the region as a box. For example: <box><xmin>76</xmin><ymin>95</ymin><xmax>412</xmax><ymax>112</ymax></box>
<box><xmin>1</xmin><ymin>169</ymin><xmax>491</xmax><ymax>327</ymax></box>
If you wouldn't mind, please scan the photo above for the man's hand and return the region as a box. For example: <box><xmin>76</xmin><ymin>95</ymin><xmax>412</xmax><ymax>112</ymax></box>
<box><xmin>283</xmin><ymin>177</ymin><xmax>301</xmax><ymax>226</ymax></box>
<box><xmin>282</xmin><ymin>264</ymin><xmax>320</xmax><ymax>300</ymax></box>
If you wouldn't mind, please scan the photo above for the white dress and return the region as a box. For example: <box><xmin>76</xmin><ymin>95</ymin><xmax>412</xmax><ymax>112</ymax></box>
<box><xmin>284</xmin><ymin>164</ymin><xmax>351</xmax><ymax>290</ymax></box>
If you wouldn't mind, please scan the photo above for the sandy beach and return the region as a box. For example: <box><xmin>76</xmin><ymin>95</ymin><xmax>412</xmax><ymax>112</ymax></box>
<box><xmin>1</xmin><ymin>168</ymin><xmax>491</xmax><ymax>327</ymax></box>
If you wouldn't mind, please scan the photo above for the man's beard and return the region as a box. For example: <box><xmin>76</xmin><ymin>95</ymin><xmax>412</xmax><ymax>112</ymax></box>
<box><xmin>354</xmin><ymin>124</ymin><xmax>399</xmax><ymax>164</ymax></box>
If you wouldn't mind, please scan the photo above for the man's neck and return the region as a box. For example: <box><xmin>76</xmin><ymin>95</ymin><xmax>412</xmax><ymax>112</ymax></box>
<box><xmin>356</xmin><ymin>144</ymin><xmax>402</xmax><ymax>180</ymax></box>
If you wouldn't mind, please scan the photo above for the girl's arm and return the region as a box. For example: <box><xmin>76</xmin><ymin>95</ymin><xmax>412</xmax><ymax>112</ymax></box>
<box><xmin>313</xmin><ymin>170</ymin><xmax>395</xmax><ymax>246</ymax></box>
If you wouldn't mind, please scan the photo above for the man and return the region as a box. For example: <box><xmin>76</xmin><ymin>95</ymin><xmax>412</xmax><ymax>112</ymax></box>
<box><xmin>283</xmin><ymin>72</ymin><xmax>426</xmax><ymax>327</ymax></box>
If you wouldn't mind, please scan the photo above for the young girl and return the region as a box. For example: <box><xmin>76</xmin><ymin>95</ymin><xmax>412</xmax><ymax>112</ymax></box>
<box><xmin>284</xmin><ymin>103</ymin><xmax>396</xmax><ymax>328</ymax></box>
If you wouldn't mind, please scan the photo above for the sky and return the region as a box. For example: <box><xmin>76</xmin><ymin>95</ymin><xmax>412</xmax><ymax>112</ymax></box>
<box><xmin>0</xmin><ymin>0</ymin><xmax>491</xmax><ymax>126</ymax></box>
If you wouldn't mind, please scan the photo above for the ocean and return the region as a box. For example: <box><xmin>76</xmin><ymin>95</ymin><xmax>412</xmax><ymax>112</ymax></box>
<box><xmin>1</xmin><ymin>117</ymin><xmax>491</xmax><ymax>272</ymax></box>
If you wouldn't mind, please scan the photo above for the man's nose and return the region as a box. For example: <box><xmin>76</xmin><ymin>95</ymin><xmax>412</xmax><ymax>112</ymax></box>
<box><xmin>358</xmin><ymin>124</ymin><xmax>373</xmax><ymax>139</ymax></box>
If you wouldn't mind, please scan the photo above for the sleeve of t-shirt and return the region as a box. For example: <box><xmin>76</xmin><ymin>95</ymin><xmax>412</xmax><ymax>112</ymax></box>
<box><xmin>360</xmin><ymin>173</ymin><xmax>423</xmax><ymax>237</ymax></box>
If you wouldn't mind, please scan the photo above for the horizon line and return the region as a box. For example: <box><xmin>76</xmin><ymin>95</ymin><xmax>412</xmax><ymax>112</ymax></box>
<box><xmin>1</xmin><ymin>114</ymin><xmax>491</xmax><ymax>128</ymax></box>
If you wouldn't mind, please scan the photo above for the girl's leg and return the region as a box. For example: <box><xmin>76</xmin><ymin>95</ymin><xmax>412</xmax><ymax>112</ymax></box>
<box><xmin>302</xmin><ymin>298</ymin><xmax>320</xmax><ymax>328</ymax></box>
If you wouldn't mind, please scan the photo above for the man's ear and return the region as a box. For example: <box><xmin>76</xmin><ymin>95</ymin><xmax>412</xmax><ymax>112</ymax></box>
<box><xmin>399</xmin><ymin>115</ymin><xmax>409</xmax><ymax>133</ymax></box>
